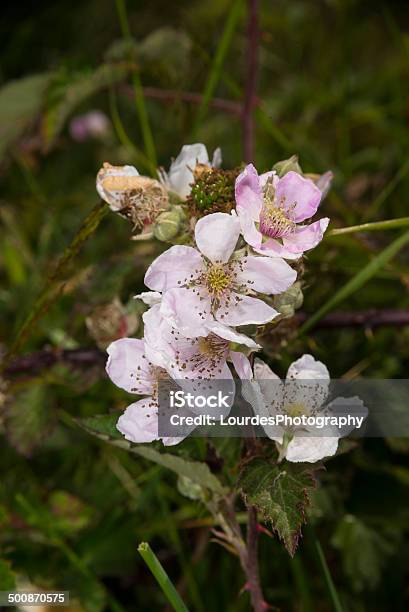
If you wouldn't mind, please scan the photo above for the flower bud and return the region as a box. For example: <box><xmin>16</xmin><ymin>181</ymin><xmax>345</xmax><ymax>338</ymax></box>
<box><xmin>153</xmin><ymin>207</ymin><xmax>185</xmax><ymax>242</ymax></box>
<box><xmin>273</xmin><ymin>155</ymin><xmax>302</xmax><ymax>178</ymax></box>
<box><xmin>273</xmin><ymin>281</ymin><xmax>304</xmax><ymax>318</ymax></box>
<box><xmin>96</xmin><ymin>162</ymin><xmax>169</xmax><ymax>232</ymax></box>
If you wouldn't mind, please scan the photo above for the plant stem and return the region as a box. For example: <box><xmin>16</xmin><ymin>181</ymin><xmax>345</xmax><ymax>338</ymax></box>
<box><xmin>243</xmin><ymin>0</ymin><xmax>259</xmax><ymax>161</ymax></box>
<box><xmin>243</xmin><ymin>506</ymin><xmax>266</xmax><ymax>612</ymax></box>
<box><xmin>314</xmin><ymin>538</ymin><xmax>344</xmax><ymax>612</ymax></box>
<box><xmin>138</xmin><ymin>542</ymin><xmax>189</xmax><ymax>612</ymax></box>
<box><xmin>115</xmin><ymin>0</ymin><xmax>157</xmax><ymax>167</ymax></box>
<box><xmin>328</xmin><ymin>216</ymin><xmax>409</xmax><ymax>236</ymax></box>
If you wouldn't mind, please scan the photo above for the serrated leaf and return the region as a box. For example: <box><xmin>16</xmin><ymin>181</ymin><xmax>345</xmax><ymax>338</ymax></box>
<box><xmin>238</xmin><ymin>457</ymin><xmax>318</xmax><ymax>556</ymax></box>
<box><xmin>78</xmin><ymin>413</ymin><xmax>227</xmax><ymax>495</ymax></box>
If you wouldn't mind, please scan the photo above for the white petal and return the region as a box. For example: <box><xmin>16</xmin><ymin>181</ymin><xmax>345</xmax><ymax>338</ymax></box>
<box><xmin>285</xmin><ymin>437</ymin><xmax>338</xmax><ymax>463</ymax></box>
<box><xmin>211</xmin><ymin>147</ymin><xmax>222</xmax><ymax>168</ymax></box>
<box><xmin>142</xmin><ymin>304</ymin><xmax>175</xmax><ymax>369</ymax></box>
<box><xmin>253</xmin><ymin>357</ymin><xmax>284</xmax><ymax>414</ymax></box>
<box><xmin>134</xmin><ymin>291</ymin><xmax>162</xmax><ymax>306</ymax></box>
<box><xmin>116</xmin><ymin>398</ymin><xmax>159</xmax><ymax>443</ymax></box>
<box><xmin>160</xmin><ymin>287</ymin><xmax>212</xmax><ymax>337</ymax></box>
<box><xmin>106</xmin><ymin>338</ymin><xmax>154</xmax><ymax>395</ymax></box>
<box><xmin>236</xmin><ymin>255</ymin><xmax>297</xmax><ymax>294</ymax></box>
<box><xmin>216</xmin><ymin>294</ymin><xmax>279</xmax><ymax>326</ymax></box>
<box><xmin>145</xmin><ymin>245</ymin><xmax>204</xmax><ymax>292</ymax></box>
<box><xmin>230</xmin><ymin>351</ymin><xmax>253</xmax><ymax>379</ymax></box>
<box><xmin>206</xmin><ymin>320</ymin><xmax>260</xmax><ymax>349</ymax></box>
<box><xmin>287</xmin><ymin>354</ymin><xmax>330</xmax><ymax>381</ymax></box>
<box><xmin>167</xmin><ymin>143</ymin><xmax>209</xmax><ymax>198</ymax></box>
<box><xmin>195</xmin><ymin>213</ymin><xmax>241</xmax><ymax>263</ymax></box>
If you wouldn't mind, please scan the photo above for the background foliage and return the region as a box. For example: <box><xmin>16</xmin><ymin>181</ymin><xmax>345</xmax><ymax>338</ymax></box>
<box><xmin>1</xmin><ymin>0</ymin><xmax>409</xmax><ymax>610</ymax></box>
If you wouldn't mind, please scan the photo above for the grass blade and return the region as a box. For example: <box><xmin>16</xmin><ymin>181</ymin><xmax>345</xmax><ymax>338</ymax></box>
<box><xmin>328</xmin><ymin>217</ymin><xmax>409</xmax><ymax>236</ymax></box>
<box><xmin>115</xmin><ymin>0</ymin><xmax>157</xmax><ymax>167</ymax></box>
<box><xmin>191</xmin><ymin>0</ymin><xmax>243</xmax><ymax>137</ymax></box>
<box><xmin>299</xmin><ymin>229</ymin><xmax>409</xmax><ymax>334</ymax></box>
<box><xmin>138</xmin><ymin>542</ymin><xmax>190</xmax><ymax>612</ymax></box>
<box><xmin>314</xmin><ymin>537</ymin><xmax>344</xmax><ymax>612</ymax></box>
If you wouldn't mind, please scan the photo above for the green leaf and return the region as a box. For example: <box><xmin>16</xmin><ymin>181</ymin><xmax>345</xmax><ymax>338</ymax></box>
<box><xmin>238</xmin><ymin>457</ymin><xmax>318</xmax><ymax>556</ymax></box>
<box><xmin>5</xmin><ymin>384</ymin><xmax>53</xmax><ymax>456</ymax></box>
<box><xmin>80</xmin><ymin>413</ymin><xmax>124</xmax><ymax>440</ymax></box>
<box><xmin>300</xmin><ymin>229</ymin><xmax>409</xmax><ymax>334</ymax></box>
<box><xmin>331</xmin><ymin>514</ymin><xmax>397</xmax><ymax>591</ymax></box>
<box><xmin>0</xmin><ymin>559</ymin><xmax>16</xmax><ymax>590</ymax></box>
<box><xmin>0</xmin><ymin>73</ymin><xmax>51</xmax><ymax>161</ymax></box>
<box><xmin>78</xmin><ymin>413</ymin><xmax>227</xmax><ymax>495</ymax></box>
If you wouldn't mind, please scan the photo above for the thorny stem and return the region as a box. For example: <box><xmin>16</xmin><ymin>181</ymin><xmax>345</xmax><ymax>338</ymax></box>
<box><xmin>208</xmin><ymin>496</ymin><xmax>267</xmax><ymax>612</ymax></box>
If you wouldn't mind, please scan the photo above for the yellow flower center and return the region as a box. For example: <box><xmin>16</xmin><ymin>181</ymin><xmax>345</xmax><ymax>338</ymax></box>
<box><xmin>285</xmin><ymin>402</ymin><xmax>310</xmax><ymax>417</ymax></box>
<box><xmin>206</xmin><ymin>265</ymin><xmax>232</xmax><ymax>295</ymax></box>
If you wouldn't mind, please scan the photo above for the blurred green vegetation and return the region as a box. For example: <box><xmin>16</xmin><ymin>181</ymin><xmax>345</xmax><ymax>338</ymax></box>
<box><xmin>0</xmin><ymin>0</ymin><xmax>409</xmax><ymax>610</ymax></box>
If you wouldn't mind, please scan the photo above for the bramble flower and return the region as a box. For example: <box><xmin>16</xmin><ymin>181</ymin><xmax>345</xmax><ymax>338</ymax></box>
<box><xmin>242</xmin><ymin>354</ymin><xmax>366</xmax><ymax>463</ymax></box>
<box><xmin>158</xmin><ymin>143</ymin><xmax>221</xmax><ymax>199</ymax></box>
<box><xmin>142</xmin><ymin>303</ymin><xmax>255</xmax><ymax>381</ymax></box>
<box><xmin>106</xmin><ymin>338</ymin><xmax>183</xmax><ymax>446</ymax></box>
<box><xmin>144</xmin><ymin>212</ymin><xmax>297</xmax><ymax>337</ymax></box>
<box><xmin>96</xmin><ymin>163</ymin><xmax>169</xmax><ymax>233</ymax></box>
<box><xmin>235</xmin><ymin>164</ymin><xmax>329</xmax><ymax>259</ymax></box>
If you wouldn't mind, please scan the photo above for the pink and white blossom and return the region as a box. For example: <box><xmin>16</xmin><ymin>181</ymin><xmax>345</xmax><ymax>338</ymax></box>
<box><xmin>142</xmin><ymin>303</ymin><xmax>255</xmax><ymax>381</ymax></box>
<box><xmin>106</xmin><ymin>338</ymin><xmax>183</xmax><ymax>446</ymax></box>
<box><xmin>235</xmin><ymin>164</ymin><xmax>330</xmax><ymax>259</ymax></box>
<box><xmin>144</xmin><ymin>212</ymin><xmax>297</xmax><ymax>337</ymax></box>
<box><xmin>242</xmin><ymin>354</ymin><xmax>365</xmax><ymax>463</ymax></box>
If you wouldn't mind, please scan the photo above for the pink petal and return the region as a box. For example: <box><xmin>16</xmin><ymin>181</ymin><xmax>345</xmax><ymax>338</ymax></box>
<box><xmin>116</xmin><ymin>398</ymin><xmax>159</xmax><ymax>443</ymax></box>
<box><xmin>230</xmin><ymin>351</ymin><xmax>253</xmax><ymax>379</ymax></box>
<box><xmin>254</xmin><ymin>239</ymin><xmax>302</xmax><ymax>260</ymax></box>
<box><xmin>142</xmin><ymin>304</ymin><xmax>175</xmax><ymax>369</ymax></box>
<box><xmin>282</xmin><ymin>218</ymin><xmax>329</xmax><ymax>254</ymax></box>
<box><xmin>235</xmin><ymin>164</ymin><xmax>263</xmax><ymax>220</ymax></box>
<box><xmin>216</xmin><ymin>293</ymin><xmax>279</xmax><ymax>326</ymax></box>
<box><xmin>195</xmin><ymin>213</ymin><xmax>240</xmax><ymax>263</ymax></box>
<box><xmin>160</xmin><ymin>287</ymin><xmax>211</xmax><ymax>337</ymax></box>
<box><xmin>206</xmin><ymin>320</ymin><xmax>260</xmax><ymax>349</ymax></box>
<box><xmin>235</xmin><ymin>255</ymin><xmax>296</xmax><ymax>294</ymax></box>
<box><xmin>275</xmin><ymin>171</ymin><xmax>322</xmax><ymax>223</ymax></box>
<box><xmin>237</xmin><ymin>208</ymin><xmax>263</xmax><ymax>250</ymax></box>
<box><xmin>145</xmin><ymin>245</ymin><xmax>204</xmax><ymax>292</ymax></box>
<box><xmin>106</xmin><ymin>338</ymin><xmax>154</xmax><ymax>394</ymax></box>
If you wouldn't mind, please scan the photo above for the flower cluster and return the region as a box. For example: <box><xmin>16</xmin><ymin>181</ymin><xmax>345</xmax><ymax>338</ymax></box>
<box><xmin>97</xmin><ymin>144</ymin><xmax>340</xmax><ymax>461</ymax></box>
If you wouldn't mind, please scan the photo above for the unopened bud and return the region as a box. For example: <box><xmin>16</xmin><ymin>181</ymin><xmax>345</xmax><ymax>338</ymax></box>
<box><xmin>273</xmin><ymin>281</ymin><xmax>303</xmax><ymax>318</ymax></box>
<box><xmin>96</xmin><ymin>162</ymin><xmax>169</xmax><ymax>232</ymax></box>
<box><xmin>273</xmin><ymin>155</ymin><xmax>302</xmax><ymax>178</ymax></box>
<box><xmin>153</xmin><ymin>207</ymin><xmax>185</xmax><ymax>242</ymax></box>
